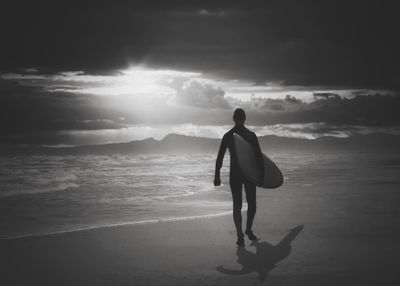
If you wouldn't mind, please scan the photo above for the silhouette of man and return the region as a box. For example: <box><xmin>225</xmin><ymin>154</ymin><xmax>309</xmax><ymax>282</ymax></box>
<box><xmin>214</xmin><ymin>108</ymin><xmax>264</xmax><ymax>246</ymax></box>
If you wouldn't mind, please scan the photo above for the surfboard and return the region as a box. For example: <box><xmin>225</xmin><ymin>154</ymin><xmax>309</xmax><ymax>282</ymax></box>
<box><xmin>233</xmin><ymin>133</ymin><xmax>283</xmax><ymax>189</ymax></box>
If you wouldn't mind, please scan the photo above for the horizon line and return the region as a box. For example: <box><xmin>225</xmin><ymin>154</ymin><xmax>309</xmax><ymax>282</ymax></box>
<box><xmin>3</xmin><ymin>131</ymin><xmax>399</xmax><ymax>149</ymax></box>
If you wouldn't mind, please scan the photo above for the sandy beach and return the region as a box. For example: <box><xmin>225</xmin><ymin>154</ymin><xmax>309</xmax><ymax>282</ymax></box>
<box><xmin>2</xmin><ymin>174</ymin><xmax>400</xmax><ymax>286</ymax></box>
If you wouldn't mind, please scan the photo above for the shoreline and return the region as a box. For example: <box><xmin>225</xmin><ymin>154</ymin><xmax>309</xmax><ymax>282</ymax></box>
<box><xmin>2</xmin><ymin>161</ymin><xmax>400</xmax><ymax>285</ymax></box>
<box><xmin>1</xmin><ymin>182</ymin><xmax>400</xmax><ymax>285</ymax></box>
<box><xmin>1</xmin><ymin>208</ymin><xmax>307</xmax><ymax>286</ymax></box>
<box><xmin>0</xmin><ymin>209</ymin><xmax>235</xmax><ymax>241</ymax></box>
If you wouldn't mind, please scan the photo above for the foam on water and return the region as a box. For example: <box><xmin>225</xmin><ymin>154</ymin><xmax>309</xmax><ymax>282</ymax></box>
<box><xmin>0</xmin><ymin>210</ymin><xmax>234</xmax><ymax>240</ymax></box>
<box><xmin>0</xmin><ymin>154</ymin><xmax>229</xmax><ymax>238</ymax></box>
<box><xmin>1</xmin><ymin>152</ymin><xmax>398</xmax><ymax>239</ymax></box>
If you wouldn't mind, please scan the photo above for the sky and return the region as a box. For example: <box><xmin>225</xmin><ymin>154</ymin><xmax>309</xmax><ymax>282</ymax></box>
<box><xmin>1</xmin><ymin>0</ymin><xmax>399</xmax><ymax>145</ymax></box>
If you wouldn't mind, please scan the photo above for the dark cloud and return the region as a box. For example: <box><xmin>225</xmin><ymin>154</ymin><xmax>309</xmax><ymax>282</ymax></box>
<box><xmin>1</xmin><ymin>0</ymin><xmax>400</xmax><ymax>145</ymax></box>
<box><xmin>2</xmin><ymin>71</ymin><xmax>400</xmax><ymax>145</ymax></box>
<box><xmin>242</xmin><ymin>93</ymin><xmax>400</xmax><ymax>126</ymax></box>
<box><xmin>0</xmin><ymin>76</ymin><xmax>229</xmax><ymax>144</ymax></box>
<box><xmin>284</xmin><ymin>95</ymin><xmax>302</xmax><ymax>104</ymax></box>
<box><xmin>0</xmin><ymin>79</ymin><xmax>126</xmax><ymax>134</ymax></box>
<box><xmin>1</xmin><ymin>0</ymin><xmax>399</xmax><ymax>89</ymax></box>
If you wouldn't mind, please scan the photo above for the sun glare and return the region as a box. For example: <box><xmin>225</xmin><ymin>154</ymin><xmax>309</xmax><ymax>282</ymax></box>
<box><xmin>74</xmin><ymin>66</ymin><xmax>201</xmax><ymax>98</ymax></box>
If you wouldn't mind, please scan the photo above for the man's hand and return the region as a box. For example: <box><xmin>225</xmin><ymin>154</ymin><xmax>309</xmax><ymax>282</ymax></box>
<box><xmin>214</xmin><ymin>176</ymin><xmax>221</xmax><ymax>187</ymax></box>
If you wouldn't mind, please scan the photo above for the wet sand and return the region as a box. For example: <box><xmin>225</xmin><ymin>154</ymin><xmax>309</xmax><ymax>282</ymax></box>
<box><xmin>1</xmin><ymin>178</ymin><xmax>400</xmax><ymax>285</ymax></box>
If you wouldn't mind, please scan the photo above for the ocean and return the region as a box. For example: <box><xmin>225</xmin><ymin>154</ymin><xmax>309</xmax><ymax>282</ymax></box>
<box><xmin>0</xmin><ymin>151</ymin><xmax>399</xmax><ymax>239</ymax></box>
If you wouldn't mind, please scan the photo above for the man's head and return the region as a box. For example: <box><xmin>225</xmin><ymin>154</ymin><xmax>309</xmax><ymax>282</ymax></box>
<box><xmin>233</xmin><ymin>108</ymin><xmax>246</xmax><ymax>125</ymax></box>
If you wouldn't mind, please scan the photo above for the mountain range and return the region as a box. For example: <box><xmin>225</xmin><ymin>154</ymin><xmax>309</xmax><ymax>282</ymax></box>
<box><xmin>1</xmin><ymin>133</ymin><xmax>399</xmax><ymax>155</ymax></box>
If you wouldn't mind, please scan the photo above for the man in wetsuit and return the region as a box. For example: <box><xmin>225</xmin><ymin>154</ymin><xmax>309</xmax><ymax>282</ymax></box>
<box><xmin>214</xmin><ymin>108</ymin><xmax>264</xmax><ymax>246</ymax></box>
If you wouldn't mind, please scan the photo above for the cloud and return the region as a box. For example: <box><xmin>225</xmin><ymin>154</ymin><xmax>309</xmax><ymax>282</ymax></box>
<box><xmin>167</xmin><ymin>79</ymin><xmax>231</xmax><ymax>109</ymax></box>
<box><xmin>1</xmin><ymin>1</ymin><xmax>399</xmax><ymax>89</ymax></box>
<box><xmin>1</xmin><ymin>70</ymin><xmax>400</xmax><ymax>145</ymax></box>
<box><xmin>233</xmin><ymin>93</ymin><xmax>400</xmax><ymax>127</ymax></box>
<box><xmin>0</xmin><ymin>79</ymin><xmax>128</xmax><ymax>134</ymax></box>
<box><xmin>230</xmin><ymin>94</ymin><xmax>305</xmax><ymax>113</ymax></box>
<box><xmin>313</xmin><ymin>92</ymin><xmax>341</xmax><ymax>100</ymax></box>
<box><xmin>1</xmin><ymin>0</ymin><xmax>400</xmax><ymax>146</ymax></box>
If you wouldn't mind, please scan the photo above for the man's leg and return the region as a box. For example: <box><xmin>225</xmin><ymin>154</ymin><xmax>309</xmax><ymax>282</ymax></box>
<box><xmin>244</xmin><ymin>182</ymin><xmax>257</xmax><ymax>238</ymax></box>
<box><xmin>229</xmin><ymin>179</ymin><xmax>243</xmax><ymax>238</ymax></box>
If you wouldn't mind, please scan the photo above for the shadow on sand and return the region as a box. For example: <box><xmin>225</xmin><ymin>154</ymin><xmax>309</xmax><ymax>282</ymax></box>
<box><xmin>216</xmin><ymin>225</ymin><xmax>304</xmax><ymax>282</ymax></box>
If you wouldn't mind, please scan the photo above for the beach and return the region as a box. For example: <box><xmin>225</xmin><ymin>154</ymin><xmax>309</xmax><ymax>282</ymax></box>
<box><xmin>2</xmin><ymin>1</ymin><xmax>400</xmax><ymax>284</ymax></box>
<box><xmin>1</xmin><ymin>151</ymin><xmax>400</xmax><ymax>285</ymax></box>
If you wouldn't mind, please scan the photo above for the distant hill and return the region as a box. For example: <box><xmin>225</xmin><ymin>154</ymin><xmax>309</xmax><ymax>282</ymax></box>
<box><xmin>259</xmin><ymin>133</ymin><xmax>400</xmax><ymax>152</ymax></box>
<box><xmin>1</xmin><ymin>133</ymin><xmax>400</xmax><ymax>155</ymax></box>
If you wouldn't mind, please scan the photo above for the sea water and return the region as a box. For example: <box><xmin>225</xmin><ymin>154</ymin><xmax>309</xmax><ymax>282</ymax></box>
<box><xmin>0</xmin><ymin>151</ymin><xmax>399</xmax><ymax>239</ymax></box>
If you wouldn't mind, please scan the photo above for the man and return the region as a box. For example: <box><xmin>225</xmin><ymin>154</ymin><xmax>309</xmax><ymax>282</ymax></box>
<box><xmin>214</xmin><ymin>108</ymin><xmax>264</xmax><ymax>246</ymax></box>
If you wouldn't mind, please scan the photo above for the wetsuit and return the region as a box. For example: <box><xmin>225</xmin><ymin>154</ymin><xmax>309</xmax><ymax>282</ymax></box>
<box><xmin>215</xmin><ymin>124</ymin><xmax>264</xmax><ymax>234</ymax></box>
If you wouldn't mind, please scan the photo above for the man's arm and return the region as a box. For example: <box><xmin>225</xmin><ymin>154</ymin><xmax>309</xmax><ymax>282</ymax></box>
<box><xmin>214</xmin><ymin>135</ymin><xmax>227</xmax><ymax>186</ymax></box>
